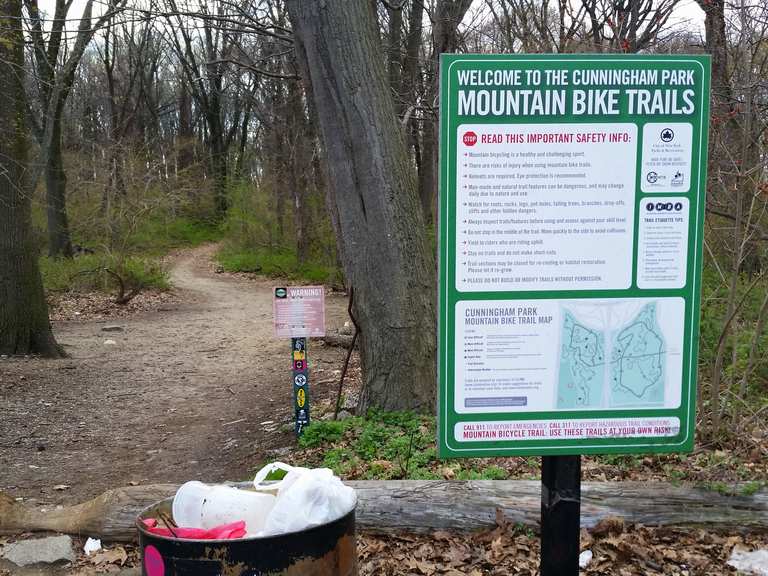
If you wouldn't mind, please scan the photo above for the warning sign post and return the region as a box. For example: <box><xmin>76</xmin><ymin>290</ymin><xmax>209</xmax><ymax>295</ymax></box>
<box><xmin>273</xmin><ymin>286</ymin><xmax>326</xmax><ymax>435</ymax></box>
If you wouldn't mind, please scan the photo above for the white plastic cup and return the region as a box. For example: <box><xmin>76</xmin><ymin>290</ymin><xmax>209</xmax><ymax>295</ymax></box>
<box><xmin>172</xmin><ymin>482</ymin><xmax>276</xmax><ymax>533</ymax></box>
<box><xmin>172</xmin><ymin>481</ymin><xmax>210</xmax><ymax>527</ymax></box>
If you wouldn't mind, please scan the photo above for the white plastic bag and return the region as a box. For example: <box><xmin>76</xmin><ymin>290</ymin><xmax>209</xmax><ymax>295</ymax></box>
<box><xmin>258</xmin><ymin>468</ymin><xmax>357</xmax><ymax>536</ymax></box>
<box><xmin>252</xmin><ymin>462</ymin><xmax>309</xmax><ymax>496</ymax></box>
<box><xmin>83</xmin><ymin>537</ymin><xmax>102</xmax><ymax>555</ymax></box>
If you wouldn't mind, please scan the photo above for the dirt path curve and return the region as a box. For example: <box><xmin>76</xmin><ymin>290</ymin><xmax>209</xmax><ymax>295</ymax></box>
<box><xmin>0</xmin><ymin>244</ymin><xmax>350</xmax><ymax>505</ymax></box>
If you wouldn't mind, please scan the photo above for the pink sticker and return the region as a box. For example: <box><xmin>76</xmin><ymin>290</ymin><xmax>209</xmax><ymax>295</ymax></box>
<box><xmin>144</xmin><ymin>545</ymin><xmax>164</xmax><ymax>576</ymax></box>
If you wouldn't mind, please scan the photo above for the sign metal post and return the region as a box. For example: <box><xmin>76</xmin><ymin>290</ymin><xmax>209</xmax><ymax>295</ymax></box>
<box><xmin>540</xmin><ymin>455</ymin><xmax>581</xmax><ymax>575</ymax></box>
<box><xmin>274</xmin><ymin>286</ymin><xmax>325</xmax><ymax>437</ymax></box>
<box><xmin>437</xmin><ymin>54</ymin><xmax>711</xmax><ymax>574</ymax></box>
<box><xmin>292</xmin><ymin>337</ymin><xmax>310</xmax><ymax>436</ymax></box>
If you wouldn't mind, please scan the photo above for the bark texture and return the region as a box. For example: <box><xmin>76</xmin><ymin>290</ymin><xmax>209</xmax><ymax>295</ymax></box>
<box><xmin>0</xmin><ymin>0</ymin><xmax>62</xmax><ymax>357</ymax></box>
<box><xmin>287</xmin><ymin>0</ymin><xmax>436</xmax><ymax>412</ymax></box>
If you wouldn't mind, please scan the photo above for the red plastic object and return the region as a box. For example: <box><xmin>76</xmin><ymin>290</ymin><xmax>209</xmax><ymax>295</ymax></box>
<box><xmin>142</xmin><ymin>518</ymin><xmax>247</xmax><ymax>540</ymax></box>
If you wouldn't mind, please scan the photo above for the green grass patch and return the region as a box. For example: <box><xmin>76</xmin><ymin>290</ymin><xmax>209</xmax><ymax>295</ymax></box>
<box><xmin>40</xmin><ymin>254</ymin><xmax>169</xmax><ymax>294</ymax></box>
<box><xmin>281</xmin><ymin>410</ymin><xmax>510</xmax><ymax>481</ymax></box>
<box><xmin>217</xmin><ymin>246</ymin><xmax>337</xmax><ymax>284</ymax></box>
<box><xmin>258</xmin><ymin>411</ymin><xmax>768</xmax><ymax>484</ymax></box>
<box><xmin>595</xmin><ymin>453</ymin><xmax>643</xmax><ymax>469</ymax></box>
<box><xmin>38</xmin><ymin>215</ymin><xmax>218</xmax><ymax>295</ymax></box>
<box><xmin>125</xmin><ymin>216</ymin><xmax>222</xmax><ymax>255</ymax></box>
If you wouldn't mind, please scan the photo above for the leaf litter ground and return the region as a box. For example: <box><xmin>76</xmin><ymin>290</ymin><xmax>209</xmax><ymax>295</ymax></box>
<box><xmin>2</xmin><ymin>246</ymin><xmax>767</xmax><ymax>574</ymax></box>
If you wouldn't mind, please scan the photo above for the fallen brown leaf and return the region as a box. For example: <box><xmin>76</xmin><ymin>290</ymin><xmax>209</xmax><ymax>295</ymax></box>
<box><xmin>591</xmin><ymin>516</ymin><xmax>625</xmax><ymax>537</ymax></box>
<box><xmin>89</xmin><ymin>547</ymin><xmax>128</xmax><ymax>566</ymax></box>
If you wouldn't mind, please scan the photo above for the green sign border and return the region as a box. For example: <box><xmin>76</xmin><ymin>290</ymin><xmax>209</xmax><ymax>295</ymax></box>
<box><xmin>438</xmin><ymin>54</ymin><xmax>711</xmax><ymax>458</ymax></box>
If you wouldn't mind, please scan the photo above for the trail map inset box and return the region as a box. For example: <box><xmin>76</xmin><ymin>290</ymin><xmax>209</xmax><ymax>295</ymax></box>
<box><xmin>438</xmin><ymin>55</ymin><xmax>710</xmax><ymax>457</ymax></box>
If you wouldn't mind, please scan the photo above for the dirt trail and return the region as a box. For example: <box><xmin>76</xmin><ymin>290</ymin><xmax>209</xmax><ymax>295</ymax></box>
<box><xmin>0</xmin><ymin>244</ymin><xmax>350</xmax><ymax>505</ymax></box>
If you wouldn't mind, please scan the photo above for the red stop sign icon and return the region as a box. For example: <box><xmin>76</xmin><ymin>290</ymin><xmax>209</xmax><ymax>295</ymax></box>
<box><xmin>463</xmin><ymin>131</ymin><xmax>478</xmax><ymax>146</ymax></box>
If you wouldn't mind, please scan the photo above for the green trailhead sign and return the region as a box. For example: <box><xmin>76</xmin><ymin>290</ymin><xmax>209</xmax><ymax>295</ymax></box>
<box><xmin>438</xmin><ymin>54</ymin><xmax>710</xmax><ymax>457</ymax></box>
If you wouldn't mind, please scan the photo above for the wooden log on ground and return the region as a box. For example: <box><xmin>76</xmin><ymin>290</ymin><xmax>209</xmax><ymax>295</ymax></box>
<box><xmin>0</xmin><ymin>484</ymin><xmax>178</xmax><ymax>542</ymax></box>
<box><xmin>352</xmin><ymin>480</ymin><xmax>768</xmax><ymax>534</ymax></box>
<box><xmin>1</xmin><ymin>480</ymin><xmax>766</xmax><ymax>542</ymax></box>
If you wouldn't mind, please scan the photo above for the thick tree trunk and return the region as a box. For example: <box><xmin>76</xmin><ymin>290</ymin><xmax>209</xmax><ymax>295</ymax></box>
<box><xmin>208</xmin><ymin>115</ymin><xmax>229</xmax><ymax>218</ymax></box>
<box><xmin>287</xmin><ymin>79</ymin><xmax>311</xmax><ymax>263</ymax></box>
<box><xmin>177</xmin><ymin>82</ymin><xmax>195</xmax><ymax>173</ymax></box>
<box><xmin>401</xmin><ymin>0</ymin><xmax>425</xmax><ymax>214</ymax></box>
<box><xmin>272</xmin><ymin>131</ymin><xmax>287</xmax><ymax>243</ymax></box>
<box><xmin>45</xmin><ymin>123</ymin><xmax>73</xmax><ymax>258</ymax></box>
<box><xmin>398</xmin><ymin>0</ymin><xmax>423</xmax><ymax>118</ymax></box>
<box><xmin>419</xmin><ymin>124</ymin><xmax>437</xmax><ymax>227</ymax></box>
<box><xmin>235</xmin><ymin>107</ymin><xmax>251</xmax><ymax>179</ymax></box>
<box><xmin>287</xmin><ymin>0</ymin><xmax>436</xmax><ymax>412</ymax></box>
<box><xmin>0</xmin><ymin>1</ymin><xmax>62</xmax><ymax>357</ymax></box>
<box><xmin>211</xmin><ymin>144</ymin><xmax>228</xmax><ymax>217</ymax></box>
<box><xmin>3</xmin><ymin>481</ymin><xmax>766</xmax><ymax>542</ymax></box>
<box><xmin>386</xmin><ymin>4</ymin><xmax>403</xmax><ymax>98</ymax></box>
<box><xmin>701</xmin><ymin>0</ymin><xmax>735</xmax><ymax>211</ymax></box>
<box><xmin>101</xmin><ymin>28</ymin><xmax>126</xmax><ymax>223</ymax></box>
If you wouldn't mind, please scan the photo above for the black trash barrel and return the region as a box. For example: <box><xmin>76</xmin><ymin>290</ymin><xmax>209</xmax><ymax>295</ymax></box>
<box><xmin>137</xmin><ymin>498</ymin><xmax>357</xmax><ymax>576</ymax></box>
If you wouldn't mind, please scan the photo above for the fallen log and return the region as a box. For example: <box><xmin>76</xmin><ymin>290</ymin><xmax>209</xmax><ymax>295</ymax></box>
<box><xmin>1</xmin><ymin>480</ymin><xmax>766</xmax><ymax>542</ymax></box>
<box><xmin>0</xmin><ymin>484</ymin><xmax>177</xmax><ymax>542</ymax></box>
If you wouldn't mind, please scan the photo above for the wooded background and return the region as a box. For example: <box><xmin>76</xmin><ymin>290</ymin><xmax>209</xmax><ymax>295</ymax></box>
<box><xmin>0</xmin><ymin>0</ymin><xmax>766</xmax><ymax>441</ymax></box>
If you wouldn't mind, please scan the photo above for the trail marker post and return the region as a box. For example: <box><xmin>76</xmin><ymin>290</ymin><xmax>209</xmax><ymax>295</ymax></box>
<box><xmin>437</xmin><ymin>54</ymin><xmax>710</xmax><ymax>573</ymax></box>
<box><xmin>273</xmin><ymin>286</ymin><xmax>326</xmax><ymax>436</ymax></box>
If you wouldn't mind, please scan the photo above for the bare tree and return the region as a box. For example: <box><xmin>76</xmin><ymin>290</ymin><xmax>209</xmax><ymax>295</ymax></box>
<box><xmin>0</xmin><ymin>0</ymin><xmax>62</xmax><ymax>356</ymax></box>
<box><xmin>420</xmin><ymin>0</ymin><xmax>474</xmax><ymax>226</ymax></box>
<box><xmin>699</xmin><ymin>0</ymin><xmax>768</xmax><ymax>437</ymax></box>
<box><xmin>162</xmin><ymin>0</ymin><xmax>256</xmax><ymax>218</ymax></box>
<box><xmin>24</xmin><ymin>0</ymin><xmax>126</xmax><ymax>257</ymax></box>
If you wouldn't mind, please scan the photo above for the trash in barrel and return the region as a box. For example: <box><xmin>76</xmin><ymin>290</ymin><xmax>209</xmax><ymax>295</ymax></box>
<box><xmin>137</xmin><ymin>463</ymin><xmax>358</xmax><ymax>576</ymax></box>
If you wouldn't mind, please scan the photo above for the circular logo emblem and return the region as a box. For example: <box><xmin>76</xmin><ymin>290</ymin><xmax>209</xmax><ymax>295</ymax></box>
<box><xmin>294</xmin><ymin>374</ymin><xmax>307</xmax><ymax>386</ymax></box>
<box><xmin>660</xmin><ymin>128</ymin><xmax>674</xmax><ymax>142</ymax></box>
<box><xmin>646</xmin><ymin>203</ymin><xmax>654</xmax><ymax>212</ymax></box>
<box><xmin>463</xmin><ymin>131</ymin><xmax>478</xmax><ymax>146</ymax></box>
<box><xmin>275</xmin><ymin>287</ymin><xmax>287</xmax><ymax>298</ymax></box>
<box><xmin>674</xmin><ymin>202</ymin><xmax>683</xmax><ymax>211</ymax></box>
<box><xmin>646</xmin><ymin>171</ymin><xmax>658</xmax><ymax>184</ymax></box>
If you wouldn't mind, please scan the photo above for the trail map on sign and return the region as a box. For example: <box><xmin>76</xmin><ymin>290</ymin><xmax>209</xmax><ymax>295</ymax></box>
<box><xmin>557</xmin><ymin>311</ymin><xmax>605</xmax><ymax>409</ymax></box>
<box><xmin>556</xmin><ymin>302</ymin><xmax>666</xmax><ymax>410</ymax></box>
<box><xmin>610</xmin><ymin>303</ymin><xmax>665</xmax><ymax>407</ymax></box>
